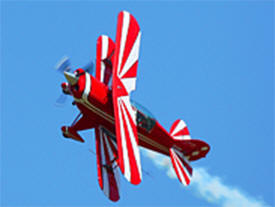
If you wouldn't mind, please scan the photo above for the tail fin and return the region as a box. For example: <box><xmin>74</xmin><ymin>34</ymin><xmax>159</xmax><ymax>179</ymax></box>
<box><xmin>169</xmin><ymin>147</ymin><xmax>193</xmax><ymax>186</ymax></box>
<box><xmin>169</xmin><ymin>119</ymin><xmax>210</xmax><ymax>185</ymax></box>
<box><xmin>169</xmin><ymin>119</ymin><xmax>191</xmax><ymax>140</ymax></box>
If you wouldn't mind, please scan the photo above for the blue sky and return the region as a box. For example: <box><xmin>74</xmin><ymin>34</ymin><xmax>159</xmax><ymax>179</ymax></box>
<box><xmin>1</xmin><ymin>1</ymin><xmax>273</xmax><ymax>207</ymax></box>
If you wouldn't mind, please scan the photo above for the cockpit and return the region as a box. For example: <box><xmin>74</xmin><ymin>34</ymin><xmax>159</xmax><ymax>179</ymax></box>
<box><xmin>131</xmin><ymin>99</ymin><xmax>156</xmax><ymax>132</ymax></box>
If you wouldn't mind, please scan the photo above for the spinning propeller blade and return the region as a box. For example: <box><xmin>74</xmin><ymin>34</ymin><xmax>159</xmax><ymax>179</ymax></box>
<box><xmin>55</xmin><ymin>94</ymin><xmax>67</xmax><ymax>107</ymax></box>
<box><xmin>55</xmin><ymin>56</ymin><xmax>72</xmax><ymax>73</ymax></box>
<box><xmin>54</xmin><ymin>56</ymin><xmax>94</xmax><ymax>106</ymax></box>
<box><xmin>54</xmin><ymin>56</ymin><xmax>72</xmax><ymax>106</ymax></box>
<box><xmin>82</xmin><ymin>61</ymin><xmax>94</xmax><ymax>75</ymax></box>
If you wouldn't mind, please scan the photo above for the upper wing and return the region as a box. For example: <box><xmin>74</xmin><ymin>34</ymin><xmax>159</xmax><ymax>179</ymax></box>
<box><xmin>95</xmin><ymin>126</ymin><xmax>120</xmax><ymax>202</ymax></box>
<box><xmin>95</xmin><ymin>35</ymin><xmax>115</xmax><ymax>86</ymax></box>
<box><xmin>112</xmin><ymin>11</ymin><xmax>142</xmax><ymax>185</ymax></box>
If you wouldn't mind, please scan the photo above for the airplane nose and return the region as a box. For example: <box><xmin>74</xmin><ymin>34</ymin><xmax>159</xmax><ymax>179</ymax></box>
<box><xmin>64</xmin><ymin>71</ymin><xmax>78</xmax><ymax>85</ymax></box>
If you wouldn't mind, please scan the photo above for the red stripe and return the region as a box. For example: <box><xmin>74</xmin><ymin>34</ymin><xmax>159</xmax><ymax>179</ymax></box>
<box><xmin>120</xmin><ymin>13</ymin><xmax>140</xmax><ymax>75</ymax></box>
<box><xmin>103</xmin><ymin>134</ymin><xmax>119</xmax><ymax>201</ymax></box>
<box><xmin>121</xmin><ymin>100</ymin><xmax>139</xmax><ymax>143</ymax></box>
<box><xmin>103</xmin><ymin>133</ymin><xmax>119</xmax><ymax>201</ymax></box>
<box><xmin>169</xmin><ymin>120</ymin><xmax>180</xmax><ymax>134</ymax></box>
<box><xmin>96</xmin><ymin>36</ymin><xmax>103</xmax><ymax>81</ymax></box>
<box><xmin>114</xmin><ymin>12</ymin><xmax>123</xmax><ymax>76</ymax></box>
<box><xmin>170</xmin><ymin>150</ymin><xmax>184</xmax><ymax>183</ymax></box>
<box><xmin>170</xmin><ymin>149</ymin><xmax>191</xmax><ymax>185</ymax></box>
<box><xmin>173</xmin><ymin>127</ymin><xmax>190</xmax><ymax>137</ymax></box>
<box><xmin>174</xmin><ymin>155</ymin><xmax>190</xmax><ymax>185</ymax></box>
<box><xmin>103</xmin><ymin>37</ymin><xmax>115</xmax><ymax>85</ymax></box>
<box><xmin>115</xmin><ymin>103</ymin><xmax>125</xmax><ymax>174</ymax></box>
<box><xmin>95</xmin><ymin>128</ymin><xmax>103</xmax><ymax>189</ymax></box>
<box><xmin>121</xmin><ymin>61</ymin><xmax>138</xmax><ymax>79</ymax></box>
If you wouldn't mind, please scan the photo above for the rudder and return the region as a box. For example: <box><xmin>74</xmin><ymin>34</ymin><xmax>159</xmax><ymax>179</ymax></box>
<box><xmin>170</xmin><ymin>119</ymin><xmax>191</xmax><ymax>140</ymax></box>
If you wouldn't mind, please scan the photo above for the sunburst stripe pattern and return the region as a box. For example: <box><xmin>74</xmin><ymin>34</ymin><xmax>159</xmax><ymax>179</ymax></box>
<box><xmin>112</xmin><ymin>11</ymin><xmax>142</xmax><ymax>185</ymax></box>
<box><xmin>169</xmin><ymin>148</ymin><xmax>193</xmax><ymax>186</ymax></box>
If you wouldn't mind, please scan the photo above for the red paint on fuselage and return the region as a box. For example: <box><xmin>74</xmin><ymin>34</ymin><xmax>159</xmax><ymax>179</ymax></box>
<box><xmin>68</xmin><ymin>69</ymin><xmax>209</xmax><ymax>161</ymax></box>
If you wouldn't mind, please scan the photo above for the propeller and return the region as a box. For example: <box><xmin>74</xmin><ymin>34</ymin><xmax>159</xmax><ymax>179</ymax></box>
<box><xmin>82</xmin><ymin>61</ymin><xmax>94</xmax><ymax>75</ymax></box>
<box><xmin>54</xmin><ymin>56</ymin><xmax>94</xmax><ymax>107</ymax></box>
<box><xmin>55</xmin><ymin>93</ymin><xmax>67</xmax><ymax>107</ymax></box>
<box><xmin>56</xmin><ymin>56</ymin><xmax>72</xmax><ymax>74</ymax></box>
<box><xmin>55</xmin><ymin>56</ymin><xmax>71</xmax><ymax>106</ymax></box>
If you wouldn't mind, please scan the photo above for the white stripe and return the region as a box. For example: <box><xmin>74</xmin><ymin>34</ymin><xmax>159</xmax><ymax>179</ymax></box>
<box><xmin>103</xmin><ymin>133</ymin><xmax>120</xmax><ymax>190</ymax></box>
<box><xmin>120</xmin><ymin>99</ymin><xmax>142</xmax><ymax>178</ymax></box>
<box><xmin>172</xmin><ymin>120</ymin><xmax>187</xmax><ymax>136</ymax></box>
<box><xmin>118</xmin><ymin>99</ymin><xmax>131</xmax><ymax>181</ymax></box>
<box><xmin>101</xmin><ymin>35</ymin><xmax>109</xmax><ymax>59</ymax></box>
<box><xmin>172</xmin><ymin>151</ymin><xmax>186</xmax><ymax>184</ymax></box>
<box><xmin>121</xmin><ymin>96</ymin><xmax>136</xmax><ymax>123</ymax></box>
<box><xmin>173</xmin><ymin>135</ymin><xmax>191</xmax><ymax>140</ymax></box>
<box><xmin>181</xmin><ymin>159</ymin><xmax>191</xmax><ymax>182</ymax></box>
<box><xmin>100</xmin><ymin>35</ymin><xmax>109</xmax><ymax>82</ymax></box>
<box><xmin>82</xmin><ymin>73</ymin><xmax>91</xmax><ymax>102</ymax></box>
<box><xmin>99</xmin><ymin>129</ymin><xmax>109</xmax><ymax>197</ymax></box>
<box><xmin>121</xmin><ymin>78</ymin><xmax>137</xmax><ymax>94</ymax></box>
<box><xmin>101</xmin><ymin>128</ymin><xmax>120</xmax><ymax>190</ymax></box>
<box><xmin>172</xmin><ymin>149</ymin><xmax>192</xmax><ymax>185</ymax></box>
<box><xmin>175</xmin><ymin>150</ymin><xmax>191</xmax><ymax>182</ymax></box>
<box><xmin>119</xmin><ymin>31</ymin><xmax>141</xmax><ymax>79</ymax></box>
<box><xmin>175</xmin><ymin>153</ymin><xmax>190</xmax><ymax>185</ymax></box>
<box><xmin>117</xmin><ymin>11</ymin><xmax>130</xmax><ymax>77</ymax></box>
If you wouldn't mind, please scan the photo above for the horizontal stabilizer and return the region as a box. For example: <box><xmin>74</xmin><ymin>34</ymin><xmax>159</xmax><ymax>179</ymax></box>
<box><xmin>169</xmin><ymin>148</ymin><xmax>193</xmax><ymax>186</ymax></box>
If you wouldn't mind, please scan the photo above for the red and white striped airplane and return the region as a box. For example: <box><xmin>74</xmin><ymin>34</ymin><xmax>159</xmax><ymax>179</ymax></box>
<box><xmin>57</xmin><ymin>11</ymin><xmax>210</xmax><ymax>202</ymax></box>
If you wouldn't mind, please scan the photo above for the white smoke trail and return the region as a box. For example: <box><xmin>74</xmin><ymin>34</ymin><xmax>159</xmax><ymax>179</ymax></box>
<box><xmin>142</xmin><ymin>149</ymin><xmax>270</xmax><ymax>207</ymax></box>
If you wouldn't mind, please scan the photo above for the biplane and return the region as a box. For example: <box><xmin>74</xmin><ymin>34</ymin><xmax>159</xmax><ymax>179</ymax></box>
<box><xmin>56</xmin><ymin>11</ymin><xmax>210</xmax><ymax>202</ymax></box>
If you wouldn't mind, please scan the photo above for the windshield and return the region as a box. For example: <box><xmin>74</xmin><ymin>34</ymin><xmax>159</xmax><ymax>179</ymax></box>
<box><xmin>131</xmin><ymin>99</ymin><xmax>156</xmax><ymax>132</ymax></box>
<box><xmin>131</xmin><ymin>99</ymin><xmax>155</xmax><ymax>119</ymax></box>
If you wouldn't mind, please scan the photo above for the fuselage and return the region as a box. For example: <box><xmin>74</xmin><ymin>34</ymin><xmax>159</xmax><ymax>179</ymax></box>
<box><xmin>71</xmin><ymin>73</ymin><xmax>172</xmax><ymax>156</ymax></box>
<box><xmin>66</xmin><ymin>69</ymin><xmax>209</xmax><ymax>161</ymax></box>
